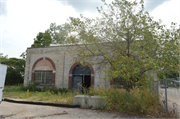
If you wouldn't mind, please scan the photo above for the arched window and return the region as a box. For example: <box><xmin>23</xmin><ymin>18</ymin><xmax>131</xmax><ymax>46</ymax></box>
<box><xmin>32</xmin><ymin>57</ymin><xmax>56</xmax><ymax>85</ymax></box>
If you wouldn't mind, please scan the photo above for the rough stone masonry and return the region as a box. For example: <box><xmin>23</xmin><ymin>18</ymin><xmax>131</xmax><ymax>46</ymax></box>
<box><xmin>24</xmin><ymin>44</ymin><xmax>109</xmax><ymax>89</ymax></box>
<box><xmin>24</xmin><ymin>44</ymin><xmax>157</xmax><ymax>90</ymax></box>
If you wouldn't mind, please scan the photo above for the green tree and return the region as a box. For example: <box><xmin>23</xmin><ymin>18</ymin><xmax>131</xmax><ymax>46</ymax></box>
<box><xmin>31</xmin><ymin>30</ymin><xmax>52</xmax><ymax>47</ymax></box>
<box><xmin>1</xmin><ymin>56</ymin><xmax>25</xmax><ymax>85</ymax></box>
<box><xmin>157</xmin><ymin>26</ymin><xmax>180</xmax><ymax>80</ymax></box>
<box><xmin>20</xmin><ymin>51</ymin><xmax>26</xmax><ymax>59</ymax></box>
<box><xmin>49</xmin><ymin>23</ymin><xmax>72</xmax><ymax>44</ymax></box>
<box><xmin>66</xmin><ymin>0</ymin><xmax>180</xmax><ymax>92</ymax></box>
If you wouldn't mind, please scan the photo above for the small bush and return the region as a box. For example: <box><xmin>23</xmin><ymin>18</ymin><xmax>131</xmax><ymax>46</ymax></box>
<box><xmin>41</xmin><ymin>85</ymin><xmax>51</xmax><ymax>92</ymax></box>
<box><xmin>20</xmin><ymin>83</ymin><xmax>41</xmax><ymax>92</ymax></box>
<box><xmin>51</xmin><ymin>87</ymin><xmax>59</xmax><ymax>94</ymax></box>
<box><xmin>20</xmin><ymin>84</ymin><xmax>30</xmax><ymax>91</ymax></box>
<box><xmin>59</xmin><ymin>88</ymin><xmax>70</xmax><ymax>93</ymax></box>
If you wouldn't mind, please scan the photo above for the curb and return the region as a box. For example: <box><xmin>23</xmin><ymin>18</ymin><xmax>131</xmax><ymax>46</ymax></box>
<box><xmin>3</xmin><ymin>98</ymin><xmax>80</xmax><ymax>108</ymax></box>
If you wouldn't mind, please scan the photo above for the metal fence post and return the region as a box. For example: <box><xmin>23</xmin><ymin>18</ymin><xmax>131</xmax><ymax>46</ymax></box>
<box><xmin>165</xmin><ymin>78</ymin><xmax>168</xmax><ymax>112</ymax></box>
<box><xmin>158</xmin><ymin>81</ymin><xmax>159</xmax><ymax>93</ymax></box>
<box><xmin>157</xmin><ymin>81</ymin><xmax>159</xmax><ymax>98</ymax></box>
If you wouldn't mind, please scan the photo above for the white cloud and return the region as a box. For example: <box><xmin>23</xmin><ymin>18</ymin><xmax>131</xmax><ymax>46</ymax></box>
<box><xmin>149</xmin><ymin>0</ymin><xmax>180</xmax><ymax>28</ymax></box>
<box><xmin>0</xmin><ymin>0</ymin><xmax>79</xmax><ymax>58</ymax></box>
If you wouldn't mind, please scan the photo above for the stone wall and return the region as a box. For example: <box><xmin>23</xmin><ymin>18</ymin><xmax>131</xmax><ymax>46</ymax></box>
<box><xmin>24</xmin><ymin>45</ymin><xmax>108</xmax><ymax>88</ymax></box>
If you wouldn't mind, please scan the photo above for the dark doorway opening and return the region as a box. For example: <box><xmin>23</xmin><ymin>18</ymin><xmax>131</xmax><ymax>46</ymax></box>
<box><xmin>82</xmin><ymin>75</ymin><xmax>91</xmax><ymax>93</ymax></box>
<box><xmin>72</xmin><ymin>75</ymin><xmax>91</xmax><ymax>93</ymax></box>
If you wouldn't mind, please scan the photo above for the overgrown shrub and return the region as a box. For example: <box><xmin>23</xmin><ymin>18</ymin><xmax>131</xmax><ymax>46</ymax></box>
<box><xmin>87</xmin><ymin>86</ymin><xmax>160</xmax><ymax>115</ymax></box>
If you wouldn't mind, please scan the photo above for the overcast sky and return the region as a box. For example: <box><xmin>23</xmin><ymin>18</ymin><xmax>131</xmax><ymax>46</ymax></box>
<box><xmin>0</xmin><ymin>0</ymin><xmax>180</xmax><ymax>58</ymax></box>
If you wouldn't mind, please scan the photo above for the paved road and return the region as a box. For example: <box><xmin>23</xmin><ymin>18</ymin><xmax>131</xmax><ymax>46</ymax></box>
<box><xmin>159</xmin><ymin>87</ymin><xmax>180</xmax><ymax>99</ymax></box>
<box><xmin>0</xmin><ymin>101</ymin><xmax>154</xmax><ymax>119</ymax></box>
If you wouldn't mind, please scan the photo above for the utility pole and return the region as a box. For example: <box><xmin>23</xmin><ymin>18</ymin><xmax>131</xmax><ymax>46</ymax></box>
<box><xmin>165</xmin><ymin>79</ymin><xmax>168</xmax><ymax>112</ymax></box>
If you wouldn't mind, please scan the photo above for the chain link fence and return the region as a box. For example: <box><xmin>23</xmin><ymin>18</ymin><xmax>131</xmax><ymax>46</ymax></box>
<box><xmin>159</xmin><ymin>78</ymin><xmax>180</xmax><ymax>117</ymax></box>
<box><xmin>159</xmin><ymin>78</ymin><xmax>180</xmax><ymax>99</ymax></box>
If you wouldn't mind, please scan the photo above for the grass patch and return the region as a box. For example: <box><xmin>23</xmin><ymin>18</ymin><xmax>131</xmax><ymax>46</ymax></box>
<box><xmin>3</xmin><ymin>85</ymin><xmax>81</xmax><ymax>105</ymax></box>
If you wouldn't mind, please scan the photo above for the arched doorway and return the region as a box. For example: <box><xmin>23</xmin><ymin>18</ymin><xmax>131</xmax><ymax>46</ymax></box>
<box><xmin>69</xmin><ymin>62</ymin><xmax>94</xmax><ymax>92</ymax></box>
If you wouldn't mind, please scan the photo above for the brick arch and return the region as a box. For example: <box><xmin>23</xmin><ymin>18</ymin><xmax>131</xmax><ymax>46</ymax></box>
<box><xmin>45</xmin><ymin>57</ymin><xmax>56</xmax><ymax>70</ymax></box>
<box><xmin>32</xmin><ymin>57</ymin><xmax>56</xmax><ymax>71</ymax></box>
<box><xmin>32</xmin><ymin>57</ymin><xmax>43</xmax><ymax>71</ymax></box>
<box><xmin>68</xmin><ymin>62</ymin><xmax>94</xmax><ymax>89</ymax></box>
<box><xmin>31</xmin><ymin>57</ymin><xmax>56</xmax><ymax>85</ymax></box>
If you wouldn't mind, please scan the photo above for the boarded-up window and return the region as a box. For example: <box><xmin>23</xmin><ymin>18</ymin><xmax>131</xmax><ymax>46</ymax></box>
<box><xmin>34</xmin><ymin>71</ymin><xmax>53</xmax><ymax>84</ymax></box>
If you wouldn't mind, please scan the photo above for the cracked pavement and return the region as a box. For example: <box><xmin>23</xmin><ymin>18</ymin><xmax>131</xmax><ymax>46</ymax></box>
<box><xmin>0</xmin><ymin>101</ymin><xmax>155</xmax><ymax>119</ymax></box>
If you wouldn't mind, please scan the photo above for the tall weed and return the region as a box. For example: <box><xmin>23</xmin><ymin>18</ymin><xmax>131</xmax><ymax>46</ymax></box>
<box><xmin>87</xmin><ymin>86</ymin><xmax>160</xmax><ymax>114</ymax></box>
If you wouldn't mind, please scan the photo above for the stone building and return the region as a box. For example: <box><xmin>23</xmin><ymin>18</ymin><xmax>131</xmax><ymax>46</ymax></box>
<box><xmin>24</xmin><ymin>44</ymin><xmax>109</xmax><ymax>91</ymax></box>
<box><xmin>24</xmin><ymin>44</ymin><xmax>158</xmax><ymax>91</ymax></box>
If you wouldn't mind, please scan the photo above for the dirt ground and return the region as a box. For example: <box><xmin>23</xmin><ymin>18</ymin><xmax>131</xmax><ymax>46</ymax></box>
<box><xmin>0</xmin><ymin>100</ymin><xmax>157</xmax><ymax>119</ymax></box>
